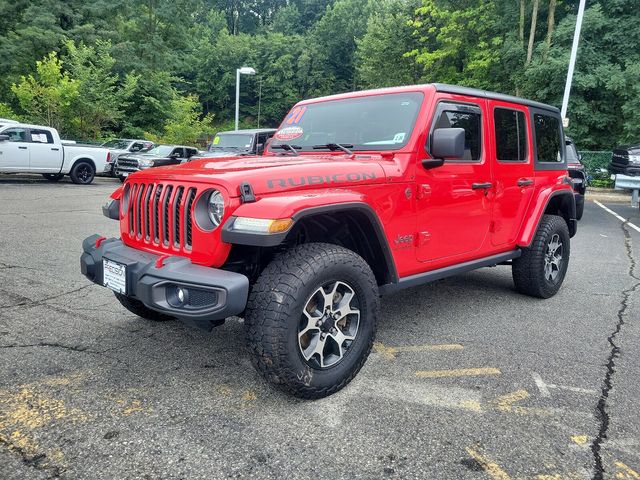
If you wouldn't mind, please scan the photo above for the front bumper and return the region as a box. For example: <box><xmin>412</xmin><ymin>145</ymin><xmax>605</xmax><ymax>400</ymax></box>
<box><xmin>80</xmin><ymin>235</ymin><xmax>249</xmax><ymax>328</ymax></box>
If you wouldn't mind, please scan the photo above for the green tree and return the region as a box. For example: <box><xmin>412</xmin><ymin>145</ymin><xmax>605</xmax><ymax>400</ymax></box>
<box><xmin>147</xmin><ymin>94</ymin><xmax>214</xmax><ymax>145</ymax></box>
<box><xmin>356</xmin><ymin>0</ymin><xmax>422</xmax><ymax>89</ymax></box>
<box><xmin>11</xmin><ymin>52</ymin><xmax>79</xmax><ymax>132</ymax></box>
<box><xmin>64</xmin><ymin>40</ymin><xmax>132</xmax><ymax>139</ymax></box>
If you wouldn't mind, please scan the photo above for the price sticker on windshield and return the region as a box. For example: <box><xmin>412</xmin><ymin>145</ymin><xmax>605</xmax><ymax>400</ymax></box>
<box><xmin>212</xmin><ymin>136</ymin><xmax>220</xmax><ymax>145</ymax></box>
<box><xmin>274</xmin><ymin>126</ymin><xmax>304</xmax><ymax>141</ymax></box>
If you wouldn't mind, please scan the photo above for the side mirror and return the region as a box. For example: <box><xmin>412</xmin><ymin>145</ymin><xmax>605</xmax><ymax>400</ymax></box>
<box><xmin>256</xmin><ymin>142</ymin><xmax>264</xmax><ymax>153</ymax></box>
<box><xmin>0</xmin><ymin>134</ymin><xmax>9</xmax><ymax>142</ymax></box>
<box><xmin>431</xmin><ymin>127</ymin><xmax>465</xmax><ymax>159</ymax></box>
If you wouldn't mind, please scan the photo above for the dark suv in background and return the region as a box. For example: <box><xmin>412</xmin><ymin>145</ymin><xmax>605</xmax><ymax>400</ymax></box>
<box><xmin>609</xmin><ymin>144</ymin><xmax>640</xmax><ymax>177</ymax></box>
<box><xmin>566</xmin><ymin>137</ymin><xmax>586</xmax><ymax>220</ymax></box>
<box><xmin>115</xmin><ymin>144</ymin><xmax>198</xmax><ymax>181</ymax></box>
<box><xmin>203</xmin><ymin>128</ymin><xmax>276</xmax><ymax>157</ymax></box>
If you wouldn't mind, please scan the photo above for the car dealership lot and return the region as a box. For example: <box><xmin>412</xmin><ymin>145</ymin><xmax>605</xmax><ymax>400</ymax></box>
<box><xmin>0</xmin><ymin>175</ymin><xmax>638</xmax><ymax>480</ymax></box>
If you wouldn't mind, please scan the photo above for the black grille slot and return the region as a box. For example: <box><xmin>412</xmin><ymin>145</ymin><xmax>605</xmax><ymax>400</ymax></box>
<box><xmin>136</xmin><ymin>183</ymin><xmax>145</xmax><ymax>238</ymax></box>
<box><xmin>129</xmin><ymin>184</ymin><xmax>137</xmax><ymax>235</ymax></box>
<box><xmin>144</xmin><ymin>184</ymin><xmax>154</xmax><ymax>240</ymax></box>
<box><xmin>153</xmin><ymin>185</ymin><xmax>163</xmax><ymax>243</ymax></box>
<box><xmin>162</xmin><ymin>185</ymin><xmax>173</xmax><ymax>245</ymax></box>
<box><xmin>173</xmin><ymin>187</ymin><xmax>184</xmax><ymax>247</ymax></box>
<box><xmin>185</xmin><ymin>188</ymin><xmax>196</xmax><ymax>249</ymax></box>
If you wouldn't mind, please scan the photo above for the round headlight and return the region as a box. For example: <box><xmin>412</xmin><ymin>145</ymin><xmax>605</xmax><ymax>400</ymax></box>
<box><xmin>208</xmin><ymin>190</ymin><xmax>225</xmax><ymax>227</ymax></box>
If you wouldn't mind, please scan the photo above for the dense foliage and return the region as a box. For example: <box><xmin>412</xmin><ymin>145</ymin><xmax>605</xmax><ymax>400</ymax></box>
<box><xmin>0</xmin><ymin>0</ymin><xmax>637</xmax><ymax>148</ymax></box>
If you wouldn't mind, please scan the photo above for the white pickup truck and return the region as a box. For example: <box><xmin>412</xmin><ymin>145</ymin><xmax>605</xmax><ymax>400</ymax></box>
<box><xmin>0</xmin><ymin>123</ymin><xmax>111</xmax><ymax>184</ymax></box>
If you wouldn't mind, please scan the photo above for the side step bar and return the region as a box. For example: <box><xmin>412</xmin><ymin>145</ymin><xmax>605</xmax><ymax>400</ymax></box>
<box><xmin>379</xmin><ymin>250</ymin><xmax>521</xmax><ymax>295</ymax></box>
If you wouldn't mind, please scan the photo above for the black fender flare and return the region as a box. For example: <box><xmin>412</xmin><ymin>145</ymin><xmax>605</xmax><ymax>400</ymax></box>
<box><xmin>221</xmin><ymin>202</ymin><xmax>398</xmax><ymax>284</ymax></box>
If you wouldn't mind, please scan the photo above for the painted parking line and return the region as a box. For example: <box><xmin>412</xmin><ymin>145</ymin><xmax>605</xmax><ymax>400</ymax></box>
<box><xmin>465</xmin><ymin>447</ymin><xmax>512</xmax><ymax>480</ymax></box>
<box><xmin>415</xmin><ymin>367</ymin><xmax>501</xmax><ymax>378</ymax></box>
<box><xmin>373</xmin><ymin>342</ymin><xmax>463</xmax><ymax>359</ymax></box>
<box><xmin>594</xmin><ymin>200</ymin><xmax>640</xmax><ymax>233</ymax></box>
<box><xmin>531</xmin><ymin>372</ymin><xmax>596</xmax><ymax>398</ymax></box>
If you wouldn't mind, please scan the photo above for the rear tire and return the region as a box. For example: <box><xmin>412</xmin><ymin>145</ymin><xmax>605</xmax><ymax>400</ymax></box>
<box><xmin>114</xmin><ymin>292</ymin><xmax>174</xmax><ymax>321</ymax></box>
<box><xmin>245</xmin><ymin>243</ymin><xmax>379</xmax><ymax>399</ymax></box>
<box><xmin>42</xmin><ymin>173</ymin><xmax>64</xmax><ymax>182</ymax></box>
<box><xmin>512</xmin><ymin>214</ymin><xmax>570</xmax><ymax>299</ymax></box>
<box><xmin>70</xmin><ymin>161</ymin><xmax>95</xmax><ymax>185</ymax></box>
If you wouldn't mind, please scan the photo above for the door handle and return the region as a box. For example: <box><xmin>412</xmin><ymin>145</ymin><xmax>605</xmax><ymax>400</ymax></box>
<box><xmin>18</xmin><ymin>146</ymin><xmax>27</xmax><ymax>150</ymax></box>
<box><xmin>472</xmin><ymin>182</ymin><xmax>492</xmax><ymax>190</ymax></box>
<box><xmin>517</xmin><ymin>178</ymin><xmax>534</xmax><ymax>187</ymax></box>
<box><xmin>51</xmin><ymin>148</ymin><xmax>60</xmax><ymax>151</ymax></box>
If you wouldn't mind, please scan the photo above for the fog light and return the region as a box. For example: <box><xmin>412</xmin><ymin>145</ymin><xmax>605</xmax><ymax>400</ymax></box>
<box><xmin>177</xmin><ymin>287</ymin><xmax>186</xmax><ymax>304</ymax></box>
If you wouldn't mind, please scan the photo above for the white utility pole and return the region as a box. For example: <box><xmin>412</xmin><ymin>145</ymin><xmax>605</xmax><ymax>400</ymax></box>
<box><xmin>560</xmin><ymin>0</ymin><xmax>587</xmax><ymax>122</ymax></box>
<box><xmin>235</xmin><ymin>67</ymin><xmax>256</xmax><ymax>131</ymax></box>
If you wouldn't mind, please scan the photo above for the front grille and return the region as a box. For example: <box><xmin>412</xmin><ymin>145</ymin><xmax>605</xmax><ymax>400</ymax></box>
<box><xmin>612</xmin><ymin>152</ymin><xmax>629</xmax><ymax>166</ymax></box>
<box><xmin>126</xmin><ymin>182</ymin><xmax>197</xmax><ymax>252</ymax></box>
<box><xmin>116</xmin><ymin>157</ymin><xmax>140</xmax><ymax>173</ymax></box>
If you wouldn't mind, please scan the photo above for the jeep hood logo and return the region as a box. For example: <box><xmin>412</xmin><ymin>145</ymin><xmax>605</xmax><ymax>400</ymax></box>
<box><xmin>267</xmin><ymin>172</ymin><xmax>377</xmax><ymax>189</ymax></box>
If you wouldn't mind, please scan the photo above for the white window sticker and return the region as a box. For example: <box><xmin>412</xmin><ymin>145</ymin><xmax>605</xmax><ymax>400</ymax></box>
<box><xmin>393</xmin><ymin>132</ymin><xmax>406</xmax><ymax>143</ymax></box>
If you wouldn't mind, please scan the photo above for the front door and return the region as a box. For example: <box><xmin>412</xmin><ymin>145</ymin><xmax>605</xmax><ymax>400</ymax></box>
<box><xmin>416</xmin><ymin>99</ymin><xmax>493</xmax><ymax>263</ymax></box>
<box><xmin>0</xmin><ymin>127</ymin><xmax>30</xmax><ymax>171</ymax></box>
<box><xmin>488</xmin><ymin>102</ymin><xmax>535</xmax><ymax>246</ymax></box>
<box><xmin>27</xmin><ymin>128</ymin><xmax>63</xmax><ymax>172</ymax></box>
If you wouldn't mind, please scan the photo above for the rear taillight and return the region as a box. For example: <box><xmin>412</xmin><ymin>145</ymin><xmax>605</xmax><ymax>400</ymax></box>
<box><xmin>107</xmin><ymin>151</ymin><xmax>112</xmax><ymax>163</ymax></box>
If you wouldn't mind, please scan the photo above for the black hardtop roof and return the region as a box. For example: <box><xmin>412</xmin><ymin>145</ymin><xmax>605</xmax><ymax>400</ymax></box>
<box><xmin>433</xmin><ymin>83</ymin><xmax>560</xmax><ymax>114</ymax></box>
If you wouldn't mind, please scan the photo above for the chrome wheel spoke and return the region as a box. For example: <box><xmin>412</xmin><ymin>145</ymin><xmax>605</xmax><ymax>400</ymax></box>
<box><xmin>298</xmin><ymin>280</ymin><xmax>361</xmax><ymax>369</ymax></box>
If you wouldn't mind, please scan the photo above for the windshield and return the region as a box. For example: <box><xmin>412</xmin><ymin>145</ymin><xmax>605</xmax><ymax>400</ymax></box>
<box><xmin>209</xmin><ymin>134</ymin><xmax>253</xmax><ymax>150</ymax></box>
<box><xmin>145</xmin><ymin>145</ymin><xmax>174</xmax><ymax>156</ymax></box>
<box><xmin>270</xmin><ymin>92</ymin><xmax>424</xmax><ymax>153</ymax></box>
<box><xmin>102</xmin><ymin>139</ymin><xmax>130</xmax><ymax>149</ymax></box>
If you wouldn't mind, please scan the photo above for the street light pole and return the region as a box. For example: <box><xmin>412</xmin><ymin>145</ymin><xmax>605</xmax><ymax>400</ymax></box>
<box><xmin>560</xmin><ymin>0</ymin><xmax>587</xmax><ymax>122</ymax></box>
<box><xmin>235</xmin><ymin>67</ymin><xmax>256</xmax><ymax>131</ymax></box>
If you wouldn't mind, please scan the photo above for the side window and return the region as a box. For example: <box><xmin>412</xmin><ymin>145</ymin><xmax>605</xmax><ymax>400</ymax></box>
<box><xmin>186</xmin><ymin>148</ymin><xmax>197</xmax><ymax>157</ymax></box>
<box><xmin>130</xmin><ymin>142</ymin><xmax>144</xmax><ymax>152</ymax></box>
<box><xmin>3</xmin><ymin>128</ymin><xmax>28</xmax><ymax>142</ymax></box>
<box><xmin>494</xmin><ymin>108</ymin><xmax>527</xmax><ymax>162</ymax></box>
<box><xmin>534</xmin><ymin>113</ymin><xmax>562</xmax><ymax>163</ymax></box>
<box><xmin>30</xmin><ymin>129</ymin><xmax>54</xmax><ymax>144</ymax></box>
<box><xmin>431</xmin><ymin>104</ymin><xmax>482</xmax><ymax>161</ymax></box>
<box><xmin>172</xmin><ymin>148</ymin><xmax>184</xmax><ymax>158</ymax></box>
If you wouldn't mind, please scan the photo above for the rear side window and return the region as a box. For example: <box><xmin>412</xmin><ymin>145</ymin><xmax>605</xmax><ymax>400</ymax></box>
<box><xmin>533</xmin><ymin>113</ymin><xmax>562</xmax><ymax>163</ymax></box>
<box><xmin>30</xmin><ymin>129</ymin><xmax>54</xmax><ymax>144</ymax></box>
<box><xmin>432</xmin><ymin>104</ymin><xmax>482</xmax><ymax>161</ymax></box>
<box><xmin>494</xmin><ymin>108</ymin><xmax>527</xmax><ymax>162</ymax></box>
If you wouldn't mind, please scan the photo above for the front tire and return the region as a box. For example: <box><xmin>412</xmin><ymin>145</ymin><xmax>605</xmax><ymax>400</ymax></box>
<box><xmin>70</xmin><ymin>161</ymin><xmax>95</xmax><ymax>185</ymax></box>
<box><xmin>245</xmin><ymin>243</ymin><xmax>379</xmax><ymax>399</ymax></box>
<box><xmin>114</xmin><ymin>292</ymin><xmax>174</xmax><ymax>321</ymax></box>
<box><xmin>512</xmin><ymin>214</ymin><xmax>570</xmax><ymax>298</ymax></box>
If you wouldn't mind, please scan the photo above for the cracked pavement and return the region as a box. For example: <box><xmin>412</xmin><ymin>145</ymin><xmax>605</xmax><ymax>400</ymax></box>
<box><xmin>0</xmin><ymin>175</ymin><xmax>638</xmax><ymax>479</ymax></box>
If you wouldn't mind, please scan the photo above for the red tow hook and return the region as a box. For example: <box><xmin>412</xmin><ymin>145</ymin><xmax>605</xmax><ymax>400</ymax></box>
<box><xmin>155</xmin><ymin>255</ymin><xmax>170</xmax><ymax>269</ymax></box>
<box><xmin>95</xmin><ymin>236</ymin><xmax>107</xmax><ymax>248</ymax></box>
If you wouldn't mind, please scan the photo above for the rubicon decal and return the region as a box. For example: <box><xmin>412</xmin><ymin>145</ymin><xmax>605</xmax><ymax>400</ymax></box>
<box><xmin>267</xmin><ymin>172</ymin><xmax>377</xmax><ymax>189</ymax></box>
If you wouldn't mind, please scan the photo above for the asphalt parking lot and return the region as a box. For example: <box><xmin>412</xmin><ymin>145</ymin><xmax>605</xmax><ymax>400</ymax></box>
<box><xmin>0</xmin><ymin>175</ymin><xmax>638</xmax><ymax>480</ymax></box>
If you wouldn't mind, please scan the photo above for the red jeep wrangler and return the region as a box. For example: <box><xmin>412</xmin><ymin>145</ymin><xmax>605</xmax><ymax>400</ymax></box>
<box><xmin>82</xmin><ymin>84</ymin><xmax>576</xmax><ymax>398</ymax></box>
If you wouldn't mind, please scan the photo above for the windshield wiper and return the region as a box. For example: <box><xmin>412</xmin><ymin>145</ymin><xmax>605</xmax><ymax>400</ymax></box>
<box><xmin>313</xmin><ymin>143</ymin><xmax>354</xmax><ymax>155</ymax></box>
<box><xmin>271</xmin><ymin>143</ymin><xmax>300</xmax><ymax>156</ymax></box>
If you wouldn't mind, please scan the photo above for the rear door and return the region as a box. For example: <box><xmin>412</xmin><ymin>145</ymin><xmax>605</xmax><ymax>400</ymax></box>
<box><xmin>489</xmin><ymin>102</ymin><xmax>535</xmax><ymax>246</ymax></box>
<box><xmin>26</xmin><ymin>128</ymin><xmax>63</xmax><ymax>172</ymax></box>
<box><xmin>415</xmin><ymin>97</ymin><xmax>493</xmax><ymax>263</ymax></box>
<box><xmin>0</xmin><ymin>127</ymin><xmax>30</xmax><ymax>171</ymax></box>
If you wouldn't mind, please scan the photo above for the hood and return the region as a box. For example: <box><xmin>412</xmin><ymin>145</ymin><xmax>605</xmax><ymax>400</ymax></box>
<box><xmin>205</xmin><ymin>148</ymin><xmax>251</xmax><ymax>158</ymax></box>
<box><xmin>120</xmin><ymin>153</ymin><xmax>168</xmax><ymax>161</ymax></box>
<box><xmin>614</xmin><ymin>145</ymin><xmax>640</xmax><ymax>154</ymax></box>
<box><xmin>128</xmin><ymin>154</ymin><xmax>388</xmax><ymax>196</ymax></box>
